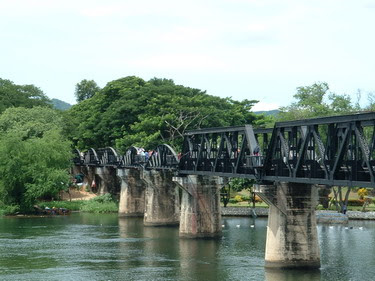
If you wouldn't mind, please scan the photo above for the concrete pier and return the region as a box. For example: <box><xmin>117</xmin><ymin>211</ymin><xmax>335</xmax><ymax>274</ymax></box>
<box><xmin>95</xmin><ymin>167</ymin><xmax>119</xmax><ymax>195</ymax></box>
<box><xmin>142</xmin><ymin>170</ymin><xmax>180</xmax><ymax>226</ymax></box>
<box><xmin>117</xmin><ymin>168</ymin><xmax>146</xmax><ymax>217</ymax></box>
<box><xmin>79</xmin><ymin>166</ymin><xmax>95</xmax><ymax>192</ymax></box>
<box><xmin>256</xmin><ymin>182</ymin><xmax>320</xmax><ymax>269</ymax></box>
<box><xmin>174</xmin><ymin>175</ymin><xmax>224</xmax><ymax>238</ymax></box>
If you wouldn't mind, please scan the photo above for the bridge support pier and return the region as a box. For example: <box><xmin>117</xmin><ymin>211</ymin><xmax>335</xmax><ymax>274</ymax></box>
<box><xmin>117</xmin><ymin>169</ymin><xmax>145</xmax><ymax>217</ymax></box>
<box><xmin>80</xmin><ymin>166</ymin><xmax>95</xmax><ymax>191</ymax></box>
<box><xmin>256</xmin><ymin>182</ymin><xmax>320</xmax><ymax>269</ymax></box>
<box><xmin>142</xmin><ymin>170</ymin><xmax>180</xmax><ymax>226</ymax></box>
<box><xmin>174</xmin><ymin>175</ymin><xmax>224</xmax><ymax>238</ymax></box>
<box><xmin>95</xmin><ymin>167</ymin><xmax>119</xmax><ymax>195</ymax></box>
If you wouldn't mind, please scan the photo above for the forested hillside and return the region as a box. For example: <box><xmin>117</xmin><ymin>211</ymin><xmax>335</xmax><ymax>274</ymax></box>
<box><xmin>51</xmin><ymin>98</ymin><xmax>72</xmax><ymax>111</ymax></box>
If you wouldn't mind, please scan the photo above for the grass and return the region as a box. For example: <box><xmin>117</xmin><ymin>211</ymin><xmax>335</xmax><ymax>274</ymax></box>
<box><xmin>80</xmin><ymin>201</ymin><xmax>118</xmax><ymax>213</ymax></box>
<box><xmin>38</xmin><ymin>200</ymin><xmax>84</xmax><ymax>211</ymax></box>
<box><xmin>37</xmin><ymin>194</ymin><xmax>119</xmax><ymax>214</ymax></box>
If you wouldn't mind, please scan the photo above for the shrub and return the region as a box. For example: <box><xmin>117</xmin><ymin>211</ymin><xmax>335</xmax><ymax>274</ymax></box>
<box><xmin>0</xmin><ymin>204</ymin><xmax>20</xmax><ymax>216</ymax></box>
<box><xmin>80</xmin><ymin>194</ymin><xmax>118</xmax><ymax>213</ymax></box>
<box><xmin>240</xmin><ymin>195</ymin><xmax>251</xmax><ymax>201</ymax></box>
<box><xmin>228</xmin><ymin>198</ymin><xmax>237</xmax><ymax>204</ymax></box>
<box><xmin>233</xmin><ymin>195</ymin><xmax>243</xmax><ymax>203</ymax></box>
<box><xmin>358</xmin><ymin>188</ymin><xmax>368</xmax><ymax>200</ymax></box>
<box><xmin>90</xmin><ymin>193</ymin><xmax>113</xmax><ymax>203</ymax></box>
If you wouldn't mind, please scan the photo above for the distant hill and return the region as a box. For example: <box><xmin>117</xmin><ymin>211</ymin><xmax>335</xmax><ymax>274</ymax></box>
<box><xmin>51</xmin><ymin>98</ymin><xmax>72</xmax><ymax>111</ymax></box>
<box><xmin>254</xmin><ymin>109</ymin><xmax>280</xmax><ymax>116</ymax></box>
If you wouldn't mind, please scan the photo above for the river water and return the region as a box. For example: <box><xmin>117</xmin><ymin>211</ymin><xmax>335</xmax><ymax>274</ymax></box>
<box><xmin>0</xmin><ymin>213</ymin><xmax>375</xmax><ymax>281</ymax></box>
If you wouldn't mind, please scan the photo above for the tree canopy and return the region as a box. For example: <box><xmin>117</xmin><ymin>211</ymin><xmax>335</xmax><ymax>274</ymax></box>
<box><xmin>68</xmin><ymin>76</ymin><xmax>267</xmax><ymax>151</ymax></box>
<box><xmin>74</xmin><ymin>79</ymin><xmax>101</xmax><ymax>102</ymax></box>
<box><xmin>0</xmin><ymin>107</ymin><xmax>72</xmax><ymax>212</ymax></box>
<box><xmin>0</xmin><ymin>78</ymin><xmax>51</xmax><ymax>114</ymax></box>
<box><xmin>278</xmin><ymin>82</ymin><xmax>359</xmax><ymax>121</ymax></box>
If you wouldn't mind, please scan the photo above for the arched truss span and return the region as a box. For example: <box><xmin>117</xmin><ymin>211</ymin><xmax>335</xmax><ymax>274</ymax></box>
<box><xmin>97</xmin><ymin>147</ymin><xmax>120</xmax><ymax>166</ymax></box>
<box><xmin>119</xmin><ymin>146</ymin><xmax>141</xmax><ymax>168</ymax></box>
<box><xmin>84</xmin><ymin>148</ymin><xmax>100</xmax><ymax>166</ymax></box>
<box><xmin>146</xmin><ymin>144</ymin><xmax>179</xmax><ymax>170</ymax></box>
<box><xmin>72</xmin><ymin>149</ymin><xmax>84</xmax><ymax>166</ymax></box>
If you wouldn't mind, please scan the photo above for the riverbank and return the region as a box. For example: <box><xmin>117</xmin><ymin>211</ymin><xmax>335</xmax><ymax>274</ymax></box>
<box><xmin>221</xmin><ymin>207</ymin><xmax>375</xmax><ymax>220</ymax></box>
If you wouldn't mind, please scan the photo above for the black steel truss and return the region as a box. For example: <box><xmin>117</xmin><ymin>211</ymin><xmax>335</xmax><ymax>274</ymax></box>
<box><xmin>73</xmin><ymin>112</ymin><xmax>375</xmax><ymax>188</ymax></box>
<box><xmin>178</xmin><ymin>112</ymin><xmax>375</xmax><ymax>188</ymax></box>
<box><xmin>75</xmin><ymin>144</ymin><xmax>179</xmax><ymax>170</ymax></box>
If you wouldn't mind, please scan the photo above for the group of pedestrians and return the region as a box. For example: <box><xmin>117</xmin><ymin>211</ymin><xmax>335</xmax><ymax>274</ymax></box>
<box><xmin>137</xmin><ymin>148</ymin><xmax>154</xmax><ymax>161</ymax></box>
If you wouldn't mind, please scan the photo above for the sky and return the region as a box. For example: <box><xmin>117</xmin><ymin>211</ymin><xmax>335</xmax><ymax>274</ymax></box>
<box><xmin>1</xmin><ymin>0</ymin><xmax>375</xmax><ymax>111</ymax></box>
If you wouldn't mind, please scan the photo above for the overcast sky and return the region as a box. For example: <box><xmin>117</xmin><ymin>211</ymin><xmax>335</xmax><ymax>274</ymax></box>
<box><xmin>1</xmin><ymin>0</ymin><xmax>375</xmax><ymax>110</ymax></box>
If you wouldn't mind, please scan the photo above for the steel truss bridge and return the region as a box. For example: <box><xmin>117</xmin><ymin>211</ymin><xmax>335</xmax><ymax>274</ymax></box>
<box><xmin>74</xmin><ymin>112</ymin><xmax>375</xmax><ymax>188</ymax></box>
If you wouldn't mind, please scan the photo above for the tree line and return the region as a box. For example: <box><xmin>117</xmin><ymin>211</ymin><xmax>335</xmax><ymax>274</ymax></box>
<box><xmin>0</xmin><ymin>76</ymin><xmax>373</xmax><ymax>213</ymax></box>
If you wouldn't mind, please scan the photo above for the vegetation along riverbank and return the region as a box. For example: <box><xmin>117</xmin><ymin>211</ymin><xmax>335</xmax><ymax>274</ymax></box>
<box><xmin>2</xmin><ymin>77</ymin><xmax>375</xmax><ymax>217</ymax></box>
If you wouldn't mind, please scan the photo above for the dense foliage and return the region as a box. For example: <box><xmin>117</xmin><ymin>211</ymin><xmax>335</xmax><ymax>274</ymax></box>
<box><xmin>0</xmin><ymin>107</ymin><xmax>72</xmax><ymax>212</ymax></box>
<box><xmin>0</xmin><ymin>78</ymin><xmax>51</xmax><ymax>114</ymax></box>
<box><xmin>278</xmin><ymin>82</ymin><xmax>359</xmax><ymax>121</ymax></box>
<box><xmin>74</xmin><ymin>79</ymin><xmax>101</xmax><ymax>102</ymax></box>
<box><xmin>68</xmin><ymin>76</ymin><xmax>268</xmax><ymax>151</ymax></box>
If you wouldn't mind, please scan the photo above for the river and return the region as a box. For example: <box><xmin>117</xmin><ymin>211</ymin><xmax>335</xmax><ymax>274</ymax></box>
<box><xmin>0</xmin><ymin>213</ymin><xmax>375</xmax><ymax>281</ymax></box>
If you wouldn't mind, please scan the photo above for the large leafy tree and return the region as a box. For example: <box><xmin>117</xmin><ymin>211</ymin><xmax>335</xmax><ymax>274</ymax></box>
<box><xmin>277</xmin><ymin>82</ymin><xmax>360</xmax><ymax>213</ymax></box>
<box><xmin>68</xmin><ymin>76</ymin><xmax>266</xmax><ymax>152</ymax></box>
<box><xmin>0</xmin><ymin>107</ymin><xmax>72</xmax><ymax>212</ymax></box>
<box><xmin>74</xmin><ymin>79</ymin><xmax>101</xmax><ymax>102</ymax></box>
<box><xmin>0</xmin><ymin>78</ymin><xmax>51</xmax><ymax>114</ymax></box>
<box><xmin>278</xmin><ymin>82</ymin><xmax>358</xmax><ymax>121</ymax></box>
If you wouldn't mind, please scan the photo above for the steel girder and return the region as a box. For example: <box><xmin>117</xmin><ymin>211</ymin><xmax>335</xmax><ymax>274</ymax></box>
<box><xmin>179</xmin><ymin>112</ymin><xmax>375</xmax><ymax>188</ymax></box>
<box><xmin>77</xmin><ymin>144</ymin><xmax>179</xmax><ymax>170</ymax></box>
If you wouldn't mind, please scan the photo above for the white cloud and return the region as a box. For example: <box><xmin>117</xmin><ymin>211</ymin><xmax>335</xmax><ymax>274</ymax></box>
<box><xmin>252</xmin><ymin>101</ymin><xmax>280</xmax><ymax>111</ymax></box>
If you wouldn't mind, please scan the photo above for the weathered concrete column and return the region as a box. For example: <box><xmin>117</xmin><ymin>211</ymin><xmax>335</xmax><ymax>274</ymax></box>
<box><xmin>117</xmin><ymin>168</ymin><xmax>145</xmax><ymax>217</ymax></box>
<box><xmin>142</xmin><ymin>170</ymin><xmax>180</xmax><ymax>226</ymax></box>
<box><xmin>95</xmin><ymin>167</ymin><xmax>118</xmax><ymax>195</ymax></box>
<box><xmin>256</xmin><ymin>182</ymin><xmax>320</xmax><ymax>269</ymax></box>
<box><xmin>174</xmin><ymin>175</ymin><xmax>224</xmax><ymax>238</ymax></box>
<box><xmin>71</xmin><ymin>165</ymin><xmax>82</xmax><ymax>176</ymax></box>
<box><xmin>80</xmin><ymin>166</ymin><xmax>95</xmax><ymax>192</ymax></box>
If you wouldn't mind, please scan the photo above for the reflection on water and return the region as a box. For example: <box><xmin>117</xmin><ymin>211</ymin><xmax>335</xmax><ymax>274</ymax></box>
<box><xmin>264</xmin><ymin>268</ymin><xmax>321</xmax><ymax>281</ymax></box>
<box><xmin>179</xmin><ymin>238</ymin><xmax>222</xmax><ymax>281</ymax></box>
<box><xmin>1</xmin><ymin>214</ymin><xmax>375</xmax><ymax>281</ymax></box>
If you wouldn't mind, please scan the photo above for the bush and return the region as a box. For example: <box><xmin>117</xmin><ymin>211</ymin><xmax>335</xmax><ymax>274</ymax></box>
<box><xmin>358</xmin><ymin>188</ymin><xmax>368</xmax><ymax>199</ymax></box>
<box><xmin>233</xmin><ymin>195</ymin><xmax>243</xmax><ymax>202</ymax></box>
<box><xmin>240</xmin><ymin>195</ymin><xmax>251</xmax><ymax>201</ymax></box>
<box><xmin>0</xmin><ymin>204</ymin><xmax>20</xmax><ymax>216</ymax></box>
<box><xmin>90</xmin><ymin>193</ymin><xmax>113</xmax><ymax>203</ymax></box>
<box><xmin>80</xmin><ymin>194</ymin><xmax>118</xmax><ymax>213</ymax></box>
<box><xmin>228</xmin><ymin>198</ymin><xmax>237</xmax><ymax>204</ymax></box>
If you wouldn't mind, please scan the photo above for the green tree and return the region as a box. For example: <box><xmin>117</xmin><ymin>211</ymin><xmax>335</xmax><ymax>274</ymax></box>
<box><xmin>278</xmin><ymin>82</ymin><xmax>357</xmax><ymax>121</ymax></box>
<box><xmin>278</xmin><ymin>82</ymin><xmax>359</xmax><ymax>213</ymax></box>
<box><xmin>0</xmin><ymin>107</ymin><xmax>72</xmax><ymax>212</ymax></box>
<box><xmin>74</xmin><ymin>79</ymin><xmax>101</xmax><ymax>102</ymax></box>
<box><xmin>0</xmin><ymin>78</ymin><xmax>51</xmax><ymax>114</ymax></box>
<box><xmin>67</xmin><ymin>76</ymin><xmax>265</xmax><ymax>152</ymax></box>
